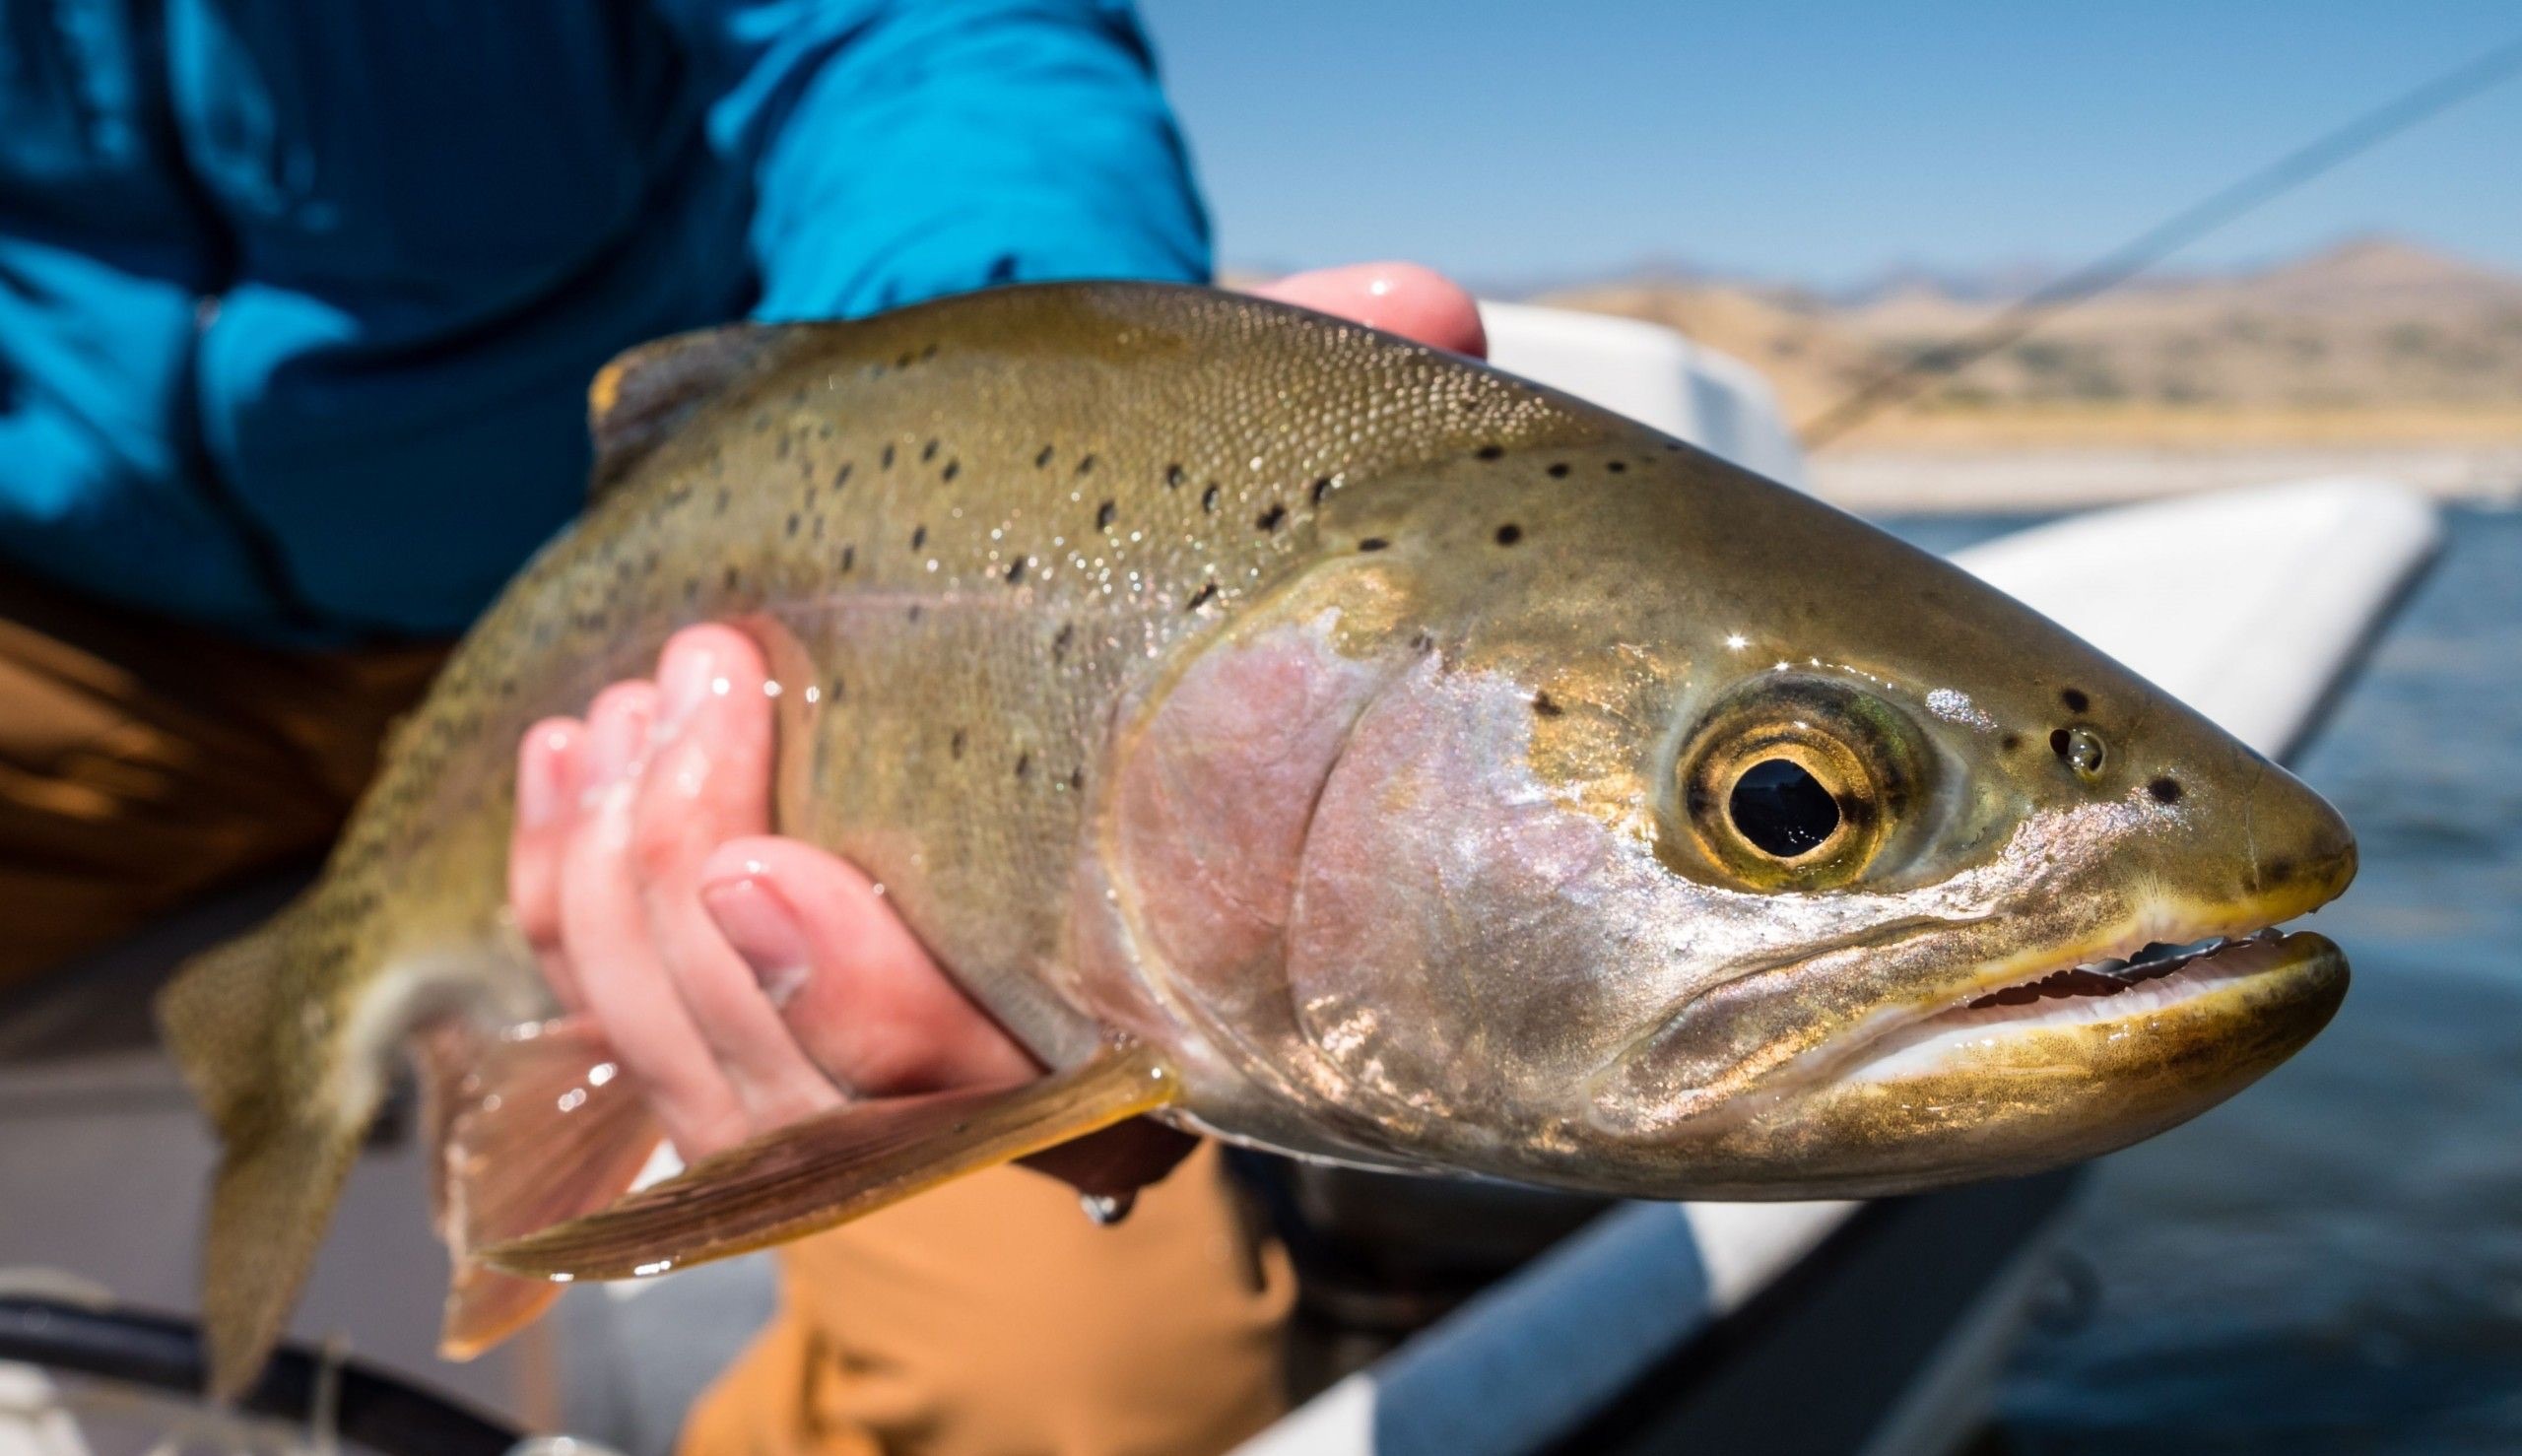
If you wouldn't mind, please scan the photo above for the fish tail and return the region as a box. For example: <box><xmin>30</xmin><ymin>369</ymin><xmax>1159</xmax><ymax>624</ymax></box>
<box><xmin>156</xmin><ymin>897</ymin><xmax>369</xmax><ymax>1402</ymax></box>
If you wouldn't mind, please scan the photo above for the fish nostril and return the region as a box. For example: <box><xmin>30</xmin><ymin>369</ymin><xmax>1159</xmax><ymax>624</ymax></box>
<box><xmin>2051</xmin><ymin>727</ymin><xmax>2105</xmax><ymax>779</ymax></box>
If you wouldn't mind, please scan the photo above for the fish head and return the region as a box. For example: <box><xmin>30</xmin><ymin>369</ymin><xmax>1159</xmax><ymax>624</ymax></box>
<box><xmin>1256</xmin><ymin>442</ymin><xmax>2354</xmax><ymax>1196</ymax></box>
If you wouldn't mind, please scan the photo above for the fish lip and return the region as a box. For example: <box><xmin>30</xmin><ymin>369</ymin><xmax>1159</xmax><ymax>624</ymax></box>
<box><xmin>1816</xmin><ymin>915</ymin><xmax>2339</xmax><ymax>1085</ymax></box>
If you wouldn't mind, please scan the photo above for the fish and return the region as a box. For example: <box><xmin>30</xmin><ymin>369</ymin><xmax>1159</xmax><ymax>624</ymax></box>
<box><xmin>154</xmin><ymin>281</ymin><xmax>2356</xmax><ymax>1397</ymax></box>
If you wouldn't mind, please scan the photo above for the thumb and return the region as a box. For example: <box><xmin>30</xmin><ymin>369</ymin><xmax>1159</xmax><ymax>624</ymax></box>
<box><xmin>698</xmin><ymin>836</ymin><xmax>1039</xmax><ymax>1097</ymax></box>
<box><xmin>700</xmin><ymin>836</ymin><xmax>1204</xmax><ymax>1199</ymax></box>
<box><xmin>1253</xmin><ymin>261</ymin><xmax>1488</xmax><ymax>358</ymax></box>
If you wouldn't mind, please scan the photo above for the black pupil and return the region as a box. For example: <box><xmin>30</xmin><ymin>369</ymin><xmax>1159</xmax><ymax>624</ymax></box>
<box><xmin>1729</xmin><ymin>759</ymin><xmax>1841</xmax><ymax>858</ymax></box>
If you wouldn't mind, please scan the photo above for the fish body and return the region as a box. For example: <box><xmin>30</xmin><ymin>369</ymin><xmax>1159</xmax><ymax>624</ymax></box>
<box><xmin>157</xmin><ymin>283</ymin><xmax>2355</xmax><ymax>1392</ymax></box>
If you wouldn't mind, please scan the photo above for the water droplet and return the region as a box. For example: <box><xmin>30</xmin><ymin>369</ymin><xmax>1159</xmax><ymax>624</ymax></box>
<box><xmin>1080</xmin><ymin>1191</ymin><xmax>1137</xmax><ymax>1226</ymax></box>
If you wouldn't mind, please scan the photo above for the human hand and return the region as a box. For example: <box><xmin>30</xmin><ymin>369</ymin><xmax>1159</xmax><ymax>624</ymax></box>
<box><xmin>510</xmin><ymin>262</ymin><xmax>1483</xmax><ymax>1185</ymax></box>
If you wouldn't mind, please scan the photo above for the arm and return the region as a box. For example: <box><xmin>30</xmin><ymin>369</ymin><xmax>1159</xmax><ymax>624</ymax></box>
<box><xmin>659</xmin><ymin>0</ymin><xmax>1212</xmax><ymax>316</ymax></box>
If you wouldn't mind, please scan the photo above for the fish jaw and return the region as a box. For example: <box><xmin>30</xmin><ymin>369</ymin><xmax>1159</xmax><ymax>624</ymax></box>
<box><xmin>1641</xmin><ymin>929</ymin><xmax>2347</xmax><ymax>1198</ymax></box>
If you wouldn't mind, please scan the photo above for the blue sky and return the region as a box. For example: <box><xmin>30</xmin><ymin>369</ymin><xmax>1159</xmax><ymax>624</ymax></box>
<box><xmin>1134</xmin><ymin>2</ymin><xmax>2522</xmax><ymax>289</ymax></box>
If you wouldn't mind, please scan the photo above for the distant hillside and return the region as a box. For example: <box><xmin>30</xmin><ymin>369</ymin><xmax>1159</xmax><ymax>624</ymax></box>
<box><xmin>1538</xmin><ymin>237</ymin><xmax>2522</xmax><ymax>448</ymax></box>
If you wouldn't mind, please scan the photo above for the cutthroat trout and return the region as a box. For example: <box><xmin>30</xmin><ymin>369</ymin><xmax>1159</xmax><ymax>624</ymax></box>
<box><xmin>157</xmin><ymin>283</ymin><xmax>2356</xmax><ymax>1395</ymax></box>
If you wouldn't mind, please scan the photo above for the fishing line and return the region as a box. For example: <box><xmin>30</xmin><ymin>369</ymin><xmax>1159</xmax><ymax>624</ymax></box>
<box><xmin>1799</xmin><ymin>30</ymin><xmax>2522</xmax><ymax>448</ymax></box>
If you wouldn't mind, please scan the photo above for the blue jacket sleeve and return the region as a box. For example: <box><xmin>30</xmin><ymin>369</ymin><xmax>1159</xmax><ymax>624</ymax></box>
<box><xmin>661</xmin><ymin>0</ymin><xmax>1212</xmax><ymax>321</ymax></box>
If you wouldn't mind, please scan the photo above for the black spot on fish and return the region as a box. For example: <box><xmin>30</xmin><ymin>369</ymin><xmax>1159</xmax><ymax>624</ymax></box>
<box><xmin>1068</xmin><ymin>767</ymin><xmax>1085</xmax><ymax>791</ymax></box>
<box><xmin>775</xmin><ymin>434</ymin><xmax>791</xmax><ymax>461</ymax></box>
<box><xmin>1095</xmin><ymin>500</ymin><xmax>1116</xmax><ymax>530</ymax></box>
<box><xmin>834</xmin><ymin>462</ymin><xmax>852</xmax><ymax>489</ymax></box>
<box><xmin>1015</xmin><ymin>753</ymin><xmax>1031</xmax><ymax>779</ymax></box>
<box><xmin>1257</xmin><ymin>503</ymin><xmax>1287</xmax><ymax>531</ymax></box>
<box><xmin>1076</xmin><ymin>453</ymin><xmax>1096</xmax><ymax>476</ymax></box>
<box><xmin>897</xmin><ymin>352</ymin><xmax>914</xmax><ymax>368</ymax></box>
<box><xmin>1052</xmin><ymin>623</ymin><xmax>1074</xmax><ymax>661</ymax></box>
<box><xmin>1475</xmin><ymin>444</ymin><xmax>1504</xmax><ymax>461</ymax></box>
<box><xmin>829</xmin><ymin>674</ymin><xmax>844</xmax><ymax>702</ymax></box>
<box><xmin>950</xmin><ymin>729</ymin><xmax>966</xmax><ymax>760</ymax></box>
<box><xmin>841</xmin><ymin>545</ymin><xmax>856</xmax><ymax>572</ymax></box>
<box><xmin>1165</xmin><ymin>463</ymin><xmax>1185</xmax><ymax>489</ymax></box>
<box><xmin>1359</xmin><ymin>537</ymin><xmax>1389</xmax><ymax>552</ymax></box>
<box><xmin>908</xmin><ymin>604</ymin><xmax>923</xmax><ymax>623</ymax></box>
<box><xmin>1548</xmin><ymin>463</ymin><xmax>1570</xmax><ymax>479</ymax></box>
<box><xmin>2061</xmin><ymin>687</ymin><xmax>2091</xmax><ymax>713</ymax></box>
<box><xmin>882</xmin><ymin>443</ymin><xmax>896</xmax><ymax>469</ymax></box>
<box><xmin>1311</xmin><ymin>477</ymin><xmax>1334</xmax><ymax>504</ymax></box>
<box><xmin>722</xmin><ymin>564</ymin><xmax>739</xmax><ymax>591</ymax></box>
<box><xmin>1006</xmin><ymin>557</ymin><xmax>1027</xmax><ymax>584</ymax></box>
<box><xmin>942</xmin><ymin>459</ymin><xmax>960</xmax><ymax>482</ymax></box>
<box><xmin>1532</xmin><ymin>692</ymin><xmax>1564</xmax><ymax>717</ymax></box>
<box><xmin>1411</xmin><ymin>628</ymin><xmax>1434</xmax><ymax>652</ymax></box>
<box><xmin>785</xmin><ymin>512</ymin><xmax>800</xmax><ymax>539</ymax></box>
<box><xmin>2149</xmin><ymin>775</ymin><xmax>2184</xmax><ymax>804</ymax></box>
<box><xmin>2262</xmin><ymin>856</ymin><xmax>2295</xmax><ymax>886</ymax></box>
<box><xmin>2001</xmin><ymin>732</ymin><xmax>2022</xmax><ymax>753</ymax></box>
<box><xmin>1494</xmin><ymin>523</ymin><xmax>1523</xmax><ymax>546</ymax></box>
<box><xmin>911</xmin><ymin>525</ymin><xmax>927</xmax><ymax>550</ymax></box>
<box><xmin>922</xmin><ymin>438</ymin><xmax>939</xmax><ymax>463</ymax></box>
<box><xmin>1186</xmin><ymin>581</ymin><xmax>1219</xmax><ymax>611</ymax></box>
<box><xmin>1607</xmin><ymin>460</ymin><xmax>1627</xmax><ymax>473</ymax></box>
<box><xmin>1036</xmin><ymin>444</ymin><xmax>1056</xmax><ymax>468</ymax></box>
<box><xmin>1201</xmin><ymin>484</ymin><xmax>1220</xmax><ymax>512</ymax></box>
<box><xmin>922</xmin><ymin>343</ymin><xmax>938</xmax><ymax>360</ymax></box>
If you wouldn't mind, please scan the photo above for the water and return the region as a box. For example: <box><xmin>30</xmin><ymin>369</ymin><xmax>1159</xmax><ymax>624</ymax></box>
<box><xmin>1890</xmin><ymin>506</ymin><xmax>2522</xmax><ymax>1454</ymax></box>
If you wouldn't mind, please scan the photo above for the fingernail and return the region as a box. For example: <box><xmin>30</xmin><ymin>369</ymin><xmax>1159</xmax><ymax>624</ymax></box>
<box><xmin>702</xmin><ymin>876</ymin><xmax>812</xmax><ymax>1007</ymax></box>
<box><xmin>658</xmin><ymin>640</ymin><xmax>725</xmax><ymax>734</ymax></box>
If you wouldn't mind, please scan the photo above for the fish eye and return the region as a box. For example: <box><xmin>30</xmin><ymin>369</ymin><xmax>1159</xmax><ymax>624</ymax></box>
<box><xmin>1729</xmin><ymin>759</ymin><xmax>1842</xmax><ymax>857</ymax></box>
<box><xmin>1668</xmin><ymin>675</ymin><xmax>1922</xmax><ymax>892</ymax></box>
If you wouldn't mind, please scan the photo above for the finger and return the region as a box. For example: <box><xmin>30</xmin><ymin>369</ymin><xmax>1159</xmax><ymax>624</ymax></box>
<box><xmin>633</xmin><ymin>629</ymin><xmax>841</xmax><ymax>1132</ymax></box>
<box><xmin>583</xmin><ymin>680</ymin><xmax>659</xmax><ymax>786</ymax></box>
<box><xmin>697</xmin><ymin>836</ymin><xmax>1039</xmax><ymax>1097</ymax></box>
<box><xmin>1255</xmin><ymin>262</ymin><xmax>1488</xmax><ymax>358</ymax></box>
<box><xmin>560</xmin><ymin>682</ymin><xmax>752</xmax><ymax>1157</ymax></box>
<box><xmin>512</xmin><ymin>716</ymin><xmax>590</xmax><ymax>1008</ymax></box>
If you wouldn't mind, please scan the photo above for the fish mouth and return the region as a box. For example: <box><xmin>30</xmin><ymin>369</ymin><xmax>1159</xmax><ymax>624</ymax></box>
<box><xmin>1832</xmin><ymin>920</ymin><xmax>2347</xmax><ymax>1086</ymax></box>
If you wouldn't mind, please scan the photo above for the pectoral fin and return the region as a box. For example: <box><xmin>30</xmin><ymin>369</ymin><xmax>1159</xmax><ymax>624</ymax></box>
<box><xmin>481</xmin><ymin>1041</ymin><xmax>1177</xmax><ymax>1283</ymax></box>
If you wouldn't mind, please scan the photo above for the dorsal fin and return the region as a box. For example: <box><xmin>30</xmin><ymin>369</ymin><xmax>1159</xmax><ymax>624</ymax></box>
<box><xmin>587</xmin><ymin>324</ymin><xmax>792</xmax><ymax>496</ymax></box>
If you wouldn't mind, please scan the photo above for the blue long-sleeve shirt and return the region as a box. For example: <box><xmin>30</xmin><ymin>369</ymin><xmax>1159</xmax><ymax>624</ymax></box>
<box><xmin>0</xmin><ymin>0</ymin><xmax>1210</xmax><ymax>640</ymax></box>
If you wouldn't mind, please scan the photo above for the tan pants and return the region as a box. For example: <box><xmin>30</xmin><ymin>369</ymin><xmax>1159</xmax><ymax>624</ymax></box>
<box><xmin>0</xmin><ymin>574</ymin><xmax>445</xmax><ymax>986</ymax></box>
<box><xmin>0</xmin><ymin>574</ymin><xmax>1293</xmax><ymax>1455</ymax></box>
